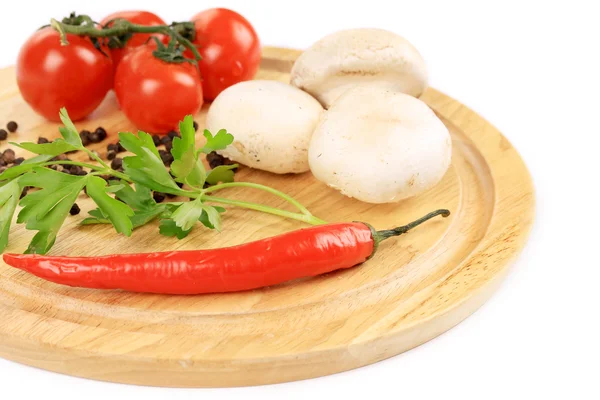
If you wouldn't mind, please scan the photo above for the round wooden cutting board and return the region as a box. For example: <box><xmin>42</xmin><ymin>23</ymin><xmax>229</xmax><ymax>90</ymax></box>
<box><xmin>0</xmin><ymin>47</ymin><xmax>535</xmax><ymax>387</ymax></box>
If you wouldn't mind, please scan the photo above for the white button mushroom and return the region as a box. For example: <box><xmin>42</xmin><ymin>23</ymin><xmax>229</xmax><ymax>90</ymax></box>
<box><xmin>290</xmin><ymin>28</ymin><xmax>428</xmax><ymax>109</ymax></box>
<box><xmin>206</xmin><ymin>80</ymin><xmax>324</xmax><ymax>174</ymax></box>
<box><xmin>308</xmin><ymin>86</ymin><xmax>452</xmax><ymax>203</ymax></box>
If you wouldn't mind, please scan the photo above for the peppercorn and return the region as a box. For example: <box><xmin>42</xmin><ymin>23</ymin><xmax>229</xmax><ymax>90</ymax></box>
<box><xmin>107</xmin><ymin>143</ymin><xmax>117</xmax><ymax>152</ymax></box>
<box><xmin>37</xmin><ymin>137</ymin><xmax>49</xmax><ymax>144</ymax></box>
<box><xmin>55</xmin><ymin>154</ymin><xmax>68</xmax><ymax>161</ymax></box>
<box><xmin>20</xmin><ymin>186</ymin><xmax>30</xmax><ymax>199</ymax></box>
<box><xmin>95</xmin><ymin>127</ymin><xmax>107</xmax><ymax>141</ymax></box>
<box><xmin>193</xmin><ymin>121</ymin><xmax>199</xmax><ymax>131</ymax></box>
<box><xmin>74</xmin><ymin>169</ymin><xmax>88</xmax><ymax>176</ymax></box>
<box><xmin>14</xmin><ymin>157</ymin><xmax>25</xmax><ymax>165</ymax></box>
<box><xmin>79</xmin><ymin>130</ymin><xmax>91</xmax><ymax>146</ymax></box>
<box><xmin>165</xmin><ymin>141</ymin><xmax>173</xmax><ymax>152</ymax></box>
<box><xmin>153</xmin><ymin>192</ymin><xmax>166</xmax><ymax>203</ymax></box>
<box><xmin>152</xmin><ymin>134</ymin><xmax>161</xmax><ymax>146</ymax></box>
<box><xmin>117</xmin><ymin>142</ymin><xmax>126</xmax><ymax>153</ymax></box>
<box><xmin>167</xmin><ymin>130</ymin><xmax>179</xmax><ymax>139</ymax></box>
<box><xmin>70</xmin><ymin>165</ymin><xmax>83</xmax><ymax>175</ymax></box>
<box><xmin>158</xmin><ymin>149</ymin><xmax>174</xmax><ymax>166</ymax></box>
<box><xmin>111</xmin><ymin>157</ymin><xmax>123</xmax><ymax>170</ymax></box>
<box><xmin>160</xmin><ymin>136</ymin><xmax>171</xmax><ymax>145</ymax></box>
<box><xmin>2</xmin><ymin>149</ymin><xmax>16</xmax><ymax>164</ymax></box>
<box><xmin>6</xmin><ymin>121</ymin><xmax>17</xmax><ymax>133</ymax></box>
<box><xmin>89</xmin><ymin>130</ymin><xmax>100</xmax><ymax>143</ymax></box>
<box><xmin>0</xmin><ymin>129</ymin><xmax>7</xmax><ymax>140</ymax></box>
<box><xmin>0</xmin><ymin>159</ymin><xmax>6</xmax><ymax>167</ymax></box>
<box><xmin>107</xmin><ymin>150</ymin><xmax>116</xmax><ymax>160</ymax></box>
<box><xmin>206</xmin><ymin>151</ymin><xmax>237</xmax><ymax>170</ymax></box>
<box><xmin>69</xmin><ymin>203</ymin><xmax>80</xmax><ymax>216</ymax></box>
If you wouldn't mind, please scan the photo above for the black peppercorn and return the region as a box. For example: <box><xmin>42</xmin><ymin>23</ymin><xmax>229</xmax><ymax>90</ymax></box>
<box><xmin>37</xmin><ymin>137</ymin><xmax>50</xmax><ymax>144</ymax></box>
<box><xmin>107</xmin><ymin>150</ymin><xmax>116</xmax><ymax>160</ymax></box>
<box><xmin>152</xmin><ymin>134</ymin><xmax>161</xmax><ymax>146</ymax></box>
<box><xmin>69</xmin><ymin>203</ymin><xmax>80</xmax><ymax>216</ymax></box>
<box><xmin>6</xmin><ymin>121</ymin><xmax>18</xmax><ymax>133</ymax></box>
<box><xmin>167</xmin><ymin>130</ymin><xmax>179</xmax><ymax>139</ymax></box>
<box><xmin>74</xmin><ymin>169</ymin><xmax>88</xmax><ymax>176</ymax></box>
<box><xmin>79</xmin><ymin>130</ymin><xmax>91</xmax><ymax>146</ymax></box>
<box><xmin>89</xmin><ymin>131</ymin><xmax>100</xmax><ymax>143</ymax></box>
<box><xmin>165</xmin><ymin>141</ymin><xmax>173</xmax><ymax>152</ymax></box>
<box><xmin>95</xmin><ymin>127</ymin><xmax>107</xmax><ymax>141</ymax></box>
<box><xmin>158</xmin><ymin>149</ymin><xmax>174</xmax><ymax>166</ymax></box>
<box><xmin>0</xmin><ymin>129</ymin><xmax>7</xmax><ymax>140</ymax></box>
<box><xmin>20</xmin><ymin>186</ymin><xmax>30</xmax><ymax>199</ymax></box>
<box><xmin>117</xmin><ymin>142</ymin><xmax>126</xmax><ymax>153</ymax></box>
<box><xmin>160</xmin><ymin>136</ymin><xmax>171</xmax><ymax>145</ymax></box>
<box><xmin>107</xmin><ymin>143</ymin><xmax>118</xmax><ymax>152</ymax></box>
<box><xmin>70</xmin><ymin>165</ymin><xmax>83</xmax><ymax>175</ymax></box>
<box><xmin>153</xmin><ymin>192</ymin><xmax>166</xmax><ymax>203</ymax></box>
<box><xmin>111</xmin><ymin>157</ymin><xmax>123</xmax><ymax>170</ymax></box>
<box><xmin>2</xmin><ymin>149</ymin><xmax>16</xmax><ymax>164</ymax></box>
<box><xmin>193</xmin><ymin>121</ymin><xmax>198</xmax><ymax>131</ymax></box>
<box><xmin>14</xmin><ymin>157</ymin><xmax>25</xmax><ymax>165</ymax></box>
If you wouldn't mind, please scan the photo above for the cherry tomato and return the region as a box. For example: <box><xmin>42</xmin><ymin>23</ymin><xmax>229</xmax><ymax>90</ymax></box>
<box><xmin>115</xmin><ymin>45</ymin><xmax>203</xmax><ymax>133</ymax></box>
<box><xmin>16</xmin><ymin>28</ymin><xmax>113</xmax><ymax>122</ymax></box>
<box><xmin>190</xmin><ymin>8</ymin><xmax>261</xmax><ymax>100</ymax></box>
<box><xmin>100</xmin><ymin>10</ymin><xmax>167</xmax><ymax>71</ymax></box>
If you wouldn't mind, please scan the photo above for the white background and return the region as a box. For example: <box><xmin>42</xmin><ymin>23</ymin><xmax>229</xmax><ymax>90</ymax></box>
<box><xmin>1</xmin><ymin>1</ymin><xmax>599</xmax><ymax>399</ymax></box>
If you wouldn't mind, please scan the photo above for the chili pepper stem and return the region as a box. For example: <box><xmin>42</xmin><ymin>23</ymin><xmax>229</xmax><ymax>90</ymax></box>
<box><xmin>202</xmin><ymin>182</ymin><xmax>313</xmax><ymax>216</ymax></box>
<box><xmin>366</xmin><ymin>209</ymin><xmax>451</xmax><ymax>257</ymax></box>
<box><xmin>374</xmin><ymin>209</ymin><xmax>450</xmax><ymax>242</ymax></box>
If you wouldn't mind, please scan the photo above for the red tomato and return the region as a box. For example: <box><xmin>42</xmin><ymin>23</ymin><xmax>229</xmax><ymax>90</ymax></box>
<box><xmin>115</xmin><ymin>46</ymin><xmax>203</xmax><ymax>133</ymax></box>
<box><xmin>16</xmin><ymin>28</ymin><xmax>113</xmax><ymax>122</ymax></box>
<box><xmin>190</xmin><ymin>8</ymin><xmax>261</xmax><ymax>100</ymax></box>
<box><xmin>100</xmin><ymin>10</ymin><xmax>166</xmax><ymax>71</ymax></box>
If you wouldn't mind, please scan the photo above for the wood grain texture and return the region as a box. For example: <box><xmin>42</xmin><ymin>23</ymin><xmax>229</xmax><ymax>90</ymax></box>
<box><xmin>0</xmin><ymin>46</ymin><xmax>535</xmax><ymax>387</ymax></box>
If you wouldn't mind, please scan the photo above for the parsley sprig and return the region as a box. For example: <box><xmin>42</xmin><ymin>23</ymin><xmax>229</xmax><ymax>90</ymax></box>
<box><xmin>0</xmin><ymin>108</ymin><xmax>325</xmax><ymax>255</ymax></box>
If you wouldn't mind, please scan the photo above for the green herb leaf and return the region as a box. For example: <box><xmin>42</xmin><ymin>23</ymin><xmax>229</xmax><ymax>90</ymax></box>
<box><xmin>59</xmin><ymin>107</ymin><xmax>84</xmax><ymax>147</ymax></box>
<box><xmin>0</xmin><ymin>179</ymin><xmax>22</xmax><ymax>252</ymax></box>
<box><xmin>120</xmin><ymin>131</ymin><xmax>183</xmax><ymax>194</ymax></box>
<box><xmin>172</xmin><ymin>115</ymin><xmax>196</xmax><ymax>160</ymax></box>
<box><xmin>0</xmin><ymin>155</ymin><xmax>55</xmax><ymax>181</ymax></box>
<box><xmin>18</xmin><ymin>168</ymin><xmax>88</xmax><ymax>254</ymax></box>
<box><xmin>198</xmin><ymin>205</ymin><xmax>225</xmax><ymax>231</ymax></box>
<box><xmin>201</xmin><ymin>129</ymin><xmax>234</xmax><ymax>154</ymax></box>
<box><xmin>85</xmin><ymin>176</ymin><xmax>134</xmax><ymax>236</ymax></box>
<box><xmin>159</xmin><ymin>219</ymin><xmax>192</xmax><ymax>239</ymax></box>
<box><xmin>170</xmin><ymin>198</ymin><xmax>204</xmax><ymax>231</ymax></box>
<box><xmin>11</xmin><ymin>139</ymin><xmax>79</xmax><ymax>156</ymax></box>
<box><xmin>111</xmin><ymin>181</ymin><xmax>156</xmax><ymax>211</ymax></box>
<box><xmin>205</xmin><ymin>164</ymin><xmax>238</xmax><ymax>185</ymax></box>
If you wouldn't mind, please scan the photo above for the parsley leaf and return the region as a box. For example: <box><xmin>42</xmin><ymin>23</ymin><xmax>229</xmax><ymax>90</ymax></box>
<box><xmin>0</xmin><ymin>155</ymin><xmax>55</xmax><ymax>182</ymax></box>
<box><xmin>170</xmin><ymin>115</ymin><xmax>206</xmax><ymax>187</ymax></box>
<box><xmin>11</xmin><ymin>139</ymin><xmax>79</xmax><ymax>156</ymax></box>
<box><xmin>198</xmin><ymin>206</ymin><xmax>225</xmax><ymax>231</ymax></box>
<box><xmin>170</xmin><ymin>197</ymin><xmax>205</xmax><ymax>231</ymax></box>
<box><xmin>159</xmin><ymin>219</ymin><xmax>192</xmax><ymax>239</ymax></box>
<box><xmin>18</xmin><ymin>168</ymin><xmax>88</xmax><ymax>254</ymax></box>
<box><xmin>120</xmin><ymin>131</ymin><xmax>184</xmax><ymax>195</ymax></box>
<box><xmin>85</xmin><ymin>176</ymin><xmax>134</xmax><ymax>236</ymax></box>
<box><xmin>205</xmin><ymin>164</ymin><xmax>237</xmax><ymax>185</ymax></box>
<box><xmin>58</xmin><ymin>107</ymin><xmax>84</xmax><ymax>147</ymax></box>
<box><xmin>201</xmin><ymin>129</ymin><xmax>234</xmax><ymax>154</ymax></box>
<box><xmin>0</xmin><ymin>179</ymin><xmax>22</xmax><ymax>252</ymax></box>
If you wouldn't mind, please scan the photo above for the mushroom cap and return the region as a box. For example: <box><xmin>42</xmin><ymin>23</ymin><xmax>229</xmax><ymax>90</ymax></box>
<box><xmin>206</xmin><ymin>80</ymin><xmax>324</xmax><ymax>174</ymax></box>
<box><xmin>291</xmin><ymin>28</ymin><xmax>428</xmax><ymax>108</ymax></box>
<box><xmin>308</xmin><ymin>86</ymin><xmax>452</xmax><ymax>203</ymax></box>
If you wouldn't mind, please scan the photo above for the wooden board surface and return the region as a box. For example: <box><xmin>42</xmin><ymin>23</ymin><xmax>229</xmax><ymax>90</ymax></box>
<box><xmin>0</xmin><ymin>47</ymin><xmax>535</xmax><ymax>387</ymax></box>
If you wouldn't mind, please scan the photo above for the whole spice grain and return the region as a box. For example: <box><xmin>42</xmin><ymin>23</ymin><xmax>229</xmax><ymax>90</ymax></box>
<box><xmin>14</xmin><ymin>157</ymin><xmax>25</xmax><ymax>165</ymax></box>
<box><xmin>94</xmin><ymin>127</ymin><xmax>107</xmax><ymax>141</ymax></box>
<box><xmin>153</xmin><ymin>192</ymin><xmax>166</xmax><ymax>203</ymax></box>
<box><xmin>158</xmin><ymin>149</ymin><xmax>174</xmax><ymax>166</ymax></box>
<box><xmin>69</xmin><ymin>203</ymin><xmax>80</xmax><ymax>216</ymax></box>
<box><xmin>193</xmin><ymin>121</ymin><xmax>198</xmax><ymax>131</ymax></box>
<box><xmin>160</xmin><ymin>136</ymin><xmax>171</xmax><ymax>145</ymax></box>
<box><xmin>167</xmin><ymin>130</ymin><xmax>179</xmax><ymax>140</ymax></box>
<box><xmin>79</xmin><ymin>130</ymin><xmax>91</xmax><ymax>146</ymax></box>
<box><xmin>152</xmin><ymin>134</ymin><xmax>161</xmax><ymax>146</ymax></box>
<box><xmin>107</xmin><ymin>151</ymin><xmax>116</xmax><ymax>160</ymax></box>
<box><xmin>0</xmin><ymin>129</ymin><xmax>7</xmax><ymax>141</ymax></box>
<box><xmin>2</xmin><ymin>149</ymin><xmax>16</xmax><ymax>164</ymax></box>
<box><xmin>6</xmin><ymin>121</ymin><xmax>18</xmax><ymax>133</ymax></box>
<box><xmin>37</xmin><ymin>137</ymin><xmax>50</xmax><ymax>144</ymax></box>
<box><xmin>111</xmin><ymin>157</ymin><xmax>123</xmax><ymax>170</ymax></box>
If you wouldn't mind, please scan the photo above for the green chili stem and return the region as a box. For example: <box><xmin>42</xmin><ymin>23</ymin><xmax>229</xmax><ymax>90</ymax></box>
<box><xmin>203</xmin><ymin>195</ymin><xmax>326</xmax><ymax>225</ymax></box>
<box><xmin>203</xmin><ymin>182</ymin><xmax>313</xmax><ymax>216</ymax></box>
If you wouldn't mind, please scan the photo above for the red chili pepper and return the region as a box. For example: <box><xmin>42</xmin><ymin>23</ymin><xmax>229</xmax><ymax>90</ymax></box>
<box><xmin>2</xmin><ymin>210</ymin><xmax>449</xmax><ymax>295</ymax></box>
